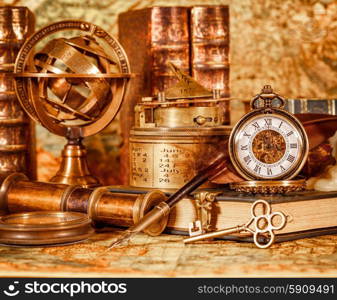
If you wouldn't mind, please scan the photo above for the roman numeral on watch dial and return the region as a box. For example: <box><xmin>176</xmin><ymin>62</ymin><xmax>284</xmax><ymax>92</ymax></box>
<box><xmin>267</xmin><ymin>167</ymin><xmax>273</xmax><ymax>175</ymax></box>
<box><xmin>254</xmin><ymin>164</ymin><xmax>261</xmax><ymax>174</ymax></box>
<box><xmin>287</xmin><ymin>154</ymin><xmax>295</xmax><ymax>163</ymax></box>
<box><xmin>252</xmin><ymin>122</ymin><xmax>260</xmax><ymax>130</ymax></box>
<box><xmin>264</xmin><ymin>118</ymin><xmax>272</xmax><ymax>126</ymax></box>
<box><xmin>244</xmin><ymin>155</ymin><xmax>251</xmax><ymax>165</ymax></box>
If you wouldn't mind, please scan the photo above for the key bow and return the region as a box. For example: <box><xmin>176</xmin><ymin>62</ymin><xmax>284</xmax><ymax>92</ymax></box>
<box><xmin>183</xmin><ymin>199</ymin><xmax>287</xmax><ymax>249</ymax></box>
<box><xmin>249</xmin><ymin>200</ymin><xmax>287</xmax><ymax>248</ymax></box>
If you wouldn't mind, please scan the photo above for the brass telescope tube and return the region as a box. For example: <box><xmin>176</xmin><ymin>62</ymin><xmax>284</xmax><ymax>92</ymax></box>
<box><xmin>0</xmin><ymin>173</ymin><xmax>168</xmax><ymax>236</ymax></box>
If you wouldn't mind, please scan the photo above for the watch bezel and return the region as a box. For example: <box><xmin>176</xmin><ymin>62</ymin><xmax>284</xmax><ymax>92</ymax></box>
<box><xmin>228</xmin><ymin>108</ymin><xmax>309</xmax><ymax>180</ymax></box>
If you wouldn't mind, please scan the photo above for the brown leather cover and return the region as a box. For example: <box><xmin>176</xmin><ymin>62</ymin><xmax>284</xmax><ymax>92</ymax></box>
<box><xmin>302</xmin><ymin>143</ymin><xmax>335</xmax><ymax>177</ymax></box>
<box><xmin>118</xmin><ymin>7</ymin><xmax>190</xmax><ymax>184</ymax></box>
<box><xmin>0</xmin><ymin>7</ymin><xmax>36</xmax><ymax>179</ymax></box>
<box><xmin>296</xmin><ymin>114</ymin><xmax>337</xmax><ymax>149</ymax></box>
<box><xmin>190</xmin><ymin>5</ymin><xmax>230</xmax><ymax>122</ymax></box>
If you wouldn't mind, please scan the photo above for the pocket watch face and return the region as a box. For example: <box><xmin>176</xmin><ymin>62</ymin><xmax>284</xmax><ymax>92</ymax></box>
<box><xmin>229</xmin><ymin>111</ymin><xmax>308</xmax><ymax>180</ymax></box>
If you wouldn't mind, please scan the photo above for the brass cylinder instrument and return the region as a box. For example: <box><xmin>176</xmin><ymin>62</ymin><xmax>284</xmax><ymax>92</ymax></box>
<box><xmin>0</xmin><ymin>173</ymin><xmax>168</xmax><ymax>236</ymax></box>
<box><xmin>0</xmin><ymin>6</ymin><xmax>36</xmax><ymax>179</ymax></box>
<box><xmin>129</xmin><ymin>63</ymin><xmax>231</xmax><ymax>190</ymax></box>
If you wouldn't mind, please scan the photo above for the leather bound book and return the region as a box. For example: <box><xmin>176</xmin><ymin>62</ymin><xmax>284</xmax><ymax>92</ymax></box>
<box><xmin>149</xmin><ymin>7</ymin><xmax>190</xmax><ymax>94</ymax></box>
<box><xmin>118</xmin><ymin>7</ymin><xmax>190</xmax><ymax>184</ymax></box>
<box><xmin>190</xmin><ymin>5</ymin><xmax>230</xmax><ymax>123</ymax></box>
<box><xmin>108</xmin><ymin>186</ymin><xmax>337</xmax><ymax>243</ymax></box>
<box><xmin>167</xmin><ymin>190</ymin><xmax>337</xmax><ymax>236</ymax></box>
<box><xmin>0</xmin><ymin>7</ymin><xmax>36</xmax><ymax>179</ymax></box>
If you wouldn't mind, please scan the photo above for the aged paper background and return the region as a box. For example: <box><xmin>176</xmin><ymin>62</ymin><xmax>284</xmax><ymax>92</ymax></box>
<box><xmin>0</xmin><ymin>0</ymin><xmax>337</xmax><ymax>277</ymax></box>
<box><xmin>1</xmin><ymin>231</ymin><xmax>337</xmax><ymax>277</ymax></box>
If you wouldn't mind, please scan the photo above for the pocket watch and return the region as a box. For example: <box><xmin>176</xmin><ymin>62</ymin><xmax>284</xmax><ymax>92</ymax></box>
<box><xmin>229</xmin><ymin>85</ymin><xmax>309</xmax><ymax>193</ymax></box>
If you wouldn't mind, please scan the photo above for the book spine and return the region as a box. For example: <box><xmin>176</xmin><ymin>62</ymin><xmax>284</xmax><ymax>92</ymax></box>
<box><xmin>285</xmin><ymin>99</ymin><xmax>337</xmax><ymax>115</ymax></box>
<box><xmin>190</xmin><ymin>5</ymin><xmax>230</xmax><ymax>123</ymax></box>
<box><xmin>0</xmin><ymin>7</ymin><xmax>36</xmax><ymax>179</ymax></box>
<box><xmin>118</xmin><ymin>9</ymin><xmax>149</xmax><ymax>185</ymax></box>
<box><xmin>150</xmin><ymin>7</ymin><xmax>190</xmax><ymax>95</ymax></box>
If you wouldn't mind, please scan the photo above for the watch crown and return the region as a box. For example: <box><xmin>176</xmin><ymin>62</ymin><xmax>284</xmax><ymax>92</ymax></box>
<box><xmin>262</xmin><ymin>85</ymin><xmax>273</xmax><ymax>94</ymax></box>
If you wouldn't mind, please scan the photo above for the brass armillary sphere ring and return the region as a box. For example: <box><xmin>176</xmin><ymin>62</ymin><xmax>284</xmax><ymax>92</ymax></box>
<box><xmin>14</xmin><ymin>73</ymin><xmax>133</xmax><ymax>78</ymax></box>
<box><xmin>13</xmin><ymin>20</ymin><xmax>133</xmax><ymax>187</ymax></box>
<box><xmin>14</xmin><ymin>20</ymin><xmax>132</xmax><ymax>138</ymax></box>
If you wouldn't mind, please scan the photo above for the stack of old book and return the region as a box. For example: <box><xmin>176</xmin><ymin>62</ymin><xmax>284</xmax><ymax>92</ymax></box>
<box><xmin>118</xmin><ymin>5</ymin><xmax>230</xmax><ymax>184</ymax></box>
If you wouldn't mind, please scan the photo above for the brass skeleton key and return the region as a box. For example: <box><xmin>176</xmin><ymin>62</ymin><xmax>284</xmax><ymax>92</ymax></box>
<box><xmin>184</xmin><ymin>200</ymin><xmax>287</xmax><ymax>249</ymax></box>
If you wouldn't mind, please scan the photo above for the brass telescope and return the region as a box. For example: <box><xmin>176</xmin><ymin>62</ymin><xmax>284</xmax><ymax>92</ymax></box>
<box><xmin>0</xmin><ymin>173</ymin><xmax>168</xmax><ymax>236</ymax></box>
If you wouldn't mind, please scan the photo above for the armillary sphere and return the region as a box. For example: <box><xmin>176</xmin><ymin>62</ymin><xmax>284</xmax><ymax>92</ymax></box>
<box><xmin>14</xmin><ymin>20</ymin><xmax>132</xmax><ymax>187</ymax></box>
